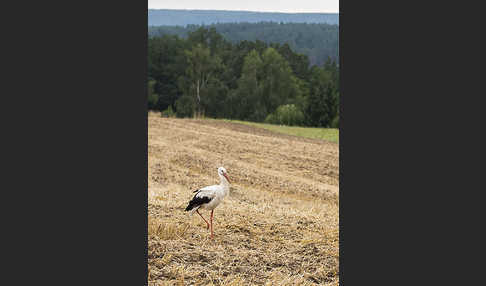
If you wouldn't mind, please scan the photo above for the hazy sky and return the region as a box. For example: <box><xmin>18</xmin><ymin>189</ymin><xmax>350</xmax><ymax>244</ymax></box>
<box><xmin>148</xmin><ymin>0</ymin><xmax>339</xmax><ymax>13</ymax></box>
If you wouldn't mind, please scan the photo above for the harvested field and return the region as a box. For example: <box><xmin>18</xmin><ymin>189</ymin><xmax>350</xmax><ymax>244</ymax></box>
<box><xmin>148</xmin><ymin>113</ymin><xmax>339</xmax><ymax>285</ymax></box>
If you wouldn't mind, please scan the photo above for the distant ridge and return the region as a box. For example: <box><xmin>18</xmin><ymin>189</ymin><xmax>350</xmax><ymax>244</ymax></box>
<box><xmin>148</xmin><ymin>9</ymin><xmax>339</xmax><ymax>26</ymax></box>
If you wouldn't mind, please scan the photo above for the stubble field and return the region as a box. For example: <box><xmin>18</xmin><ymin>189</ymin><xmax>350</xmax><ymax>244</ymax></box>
<box><xmin>148</xmin><ymin>113</ymin><xmax>339</xmax><ymax>285</ymax></box>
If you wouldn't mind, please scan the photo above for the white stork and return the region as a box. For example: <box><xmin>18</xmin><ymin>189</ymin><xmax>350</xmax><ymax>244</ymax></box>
<box><xmin>185</xmin><ymin>167</ymin><xmax>231</xmax><ymax>239</ymax></box>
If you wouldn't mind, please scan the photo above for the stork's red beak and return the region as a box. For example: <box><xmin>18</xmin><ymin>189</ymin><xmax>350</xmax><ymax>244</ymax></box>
<box><xmin>223</xmin><ymin>172</ymin><xmax>231</xmax><ymax>183</ymax></box>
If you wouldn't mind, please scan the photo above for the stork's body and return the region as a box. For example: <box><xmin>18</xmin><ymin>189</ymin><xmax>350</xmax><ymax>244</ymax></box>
<box><xmin>185</xmin><ymin>167</ymin><xmax>231</xmax><ymax>239</ymax></box>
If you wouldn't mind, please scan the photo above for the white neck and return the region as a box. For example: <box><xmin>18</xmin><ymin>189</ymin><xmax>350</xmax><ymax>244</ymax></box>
<box><xmin>219</xmin><ymin>174</ymin><xmax>230</xmax><ymax>194</ymax></box>
<box><xmin>219</xmin><ymin>174</ymin><xmax>230</xmax><ymax>185</ymax></box>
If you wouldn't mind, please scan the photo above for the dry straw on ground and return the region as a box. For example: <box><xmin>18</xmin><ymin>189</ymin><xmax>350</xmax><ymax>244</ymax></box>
<box><xmin>148</xmin><ymin>113</ymin><xmax>339</xmax><ymax>285</ymax></box>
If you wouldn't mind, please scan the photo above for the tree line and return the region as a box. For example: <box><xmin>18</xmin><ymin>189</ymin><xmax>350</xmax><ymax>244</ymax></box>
<box><xmin>148</xmin><ymin>27</ymin><xmax>339</xmax><ymax>128</ymax></box>
<box><xmin>148</xmin><ymin>9</ymin><xmax>339</xmax><ymax>26</ymax></box>
<box><xmin>148</xmin><ymin>22</ymin><xmax>339</xmax><ymax>66</ymax></box>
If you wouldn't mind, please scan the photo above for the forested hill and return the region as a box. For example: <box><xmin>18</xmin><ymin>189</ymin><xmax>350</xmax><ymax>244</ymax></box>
<box><xmin>149</xmin><ymin>22</ymin><xmax>338</xmax><ymax>66</ymax></box>
<box><xmin>148</xmin><ymin>27</ymin><xmax>339</xmax><ymax>128</ymax></box>
<box><xmin>148</xmin><ymin>9</ymin><xmax>339</xmax><ymax>26</ymax></box>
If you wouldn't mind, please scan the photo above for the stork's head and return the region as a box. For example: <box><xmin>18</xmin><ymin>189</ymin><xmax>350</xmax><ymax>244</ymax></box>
<box><xmin>218</xmin><ymin>167</ymin><xmax>230</xmax><ymax>183</ymax></box>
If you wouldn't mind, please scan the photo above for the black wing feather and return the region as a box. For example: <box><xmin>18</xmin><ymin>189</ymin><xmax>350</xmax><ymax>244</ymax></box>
<box><xmin>185</xmin><ymin>193</ymin><xmax>212</xmax><ymax>211</ymax></box>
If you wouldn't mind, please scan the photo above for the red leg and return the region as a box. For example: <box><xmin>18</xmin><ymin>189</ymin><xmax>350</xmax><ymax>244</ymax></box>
<box><xmin>196</xmin><ymin>209</ymin><xmax>210</xmax><ymax>229</ymax></box>
<box><xmin>210</xmin><ymin>210</ymin><xmax>214</xmax><ymax>239</ymax></box>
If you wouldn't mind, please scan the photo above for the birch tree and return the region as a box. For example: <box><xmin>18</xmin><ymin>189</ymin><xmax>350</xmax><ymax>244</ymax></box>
<box><xmin>184</xmin><ymin>44</ymin><xmax>222</xmax><ymax>117</ymax></box>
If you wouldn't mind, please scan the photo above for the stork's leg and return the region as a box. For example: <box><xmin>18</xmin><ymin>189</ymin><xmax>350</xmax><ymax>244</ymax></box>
<box><xmin>196</xmin><ymin>209</ymin><xmax>210</xmax><ymax>229</ymax></box>
<box><xmin>210</xmin><ymin>210</ymin><xmax>214</xmax><ymax>239</ymax></box>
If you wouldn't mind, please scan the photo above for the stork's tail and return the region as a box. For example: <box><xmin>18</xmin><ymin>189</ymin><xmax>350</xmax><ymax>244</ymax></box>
<box><xmin>185</xmin><ymin>204</ymin><xmax>194</xmax><ymax>211</ymax></box>
<box><xmin>185</xmin><ymin>200</ymin><xmax>200</xmax><ymax>213</ymax></box>
<box><xmin>185</xmin><ymin>205</ymin><xmax>199</xmax><ymax>216</ymax></box>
